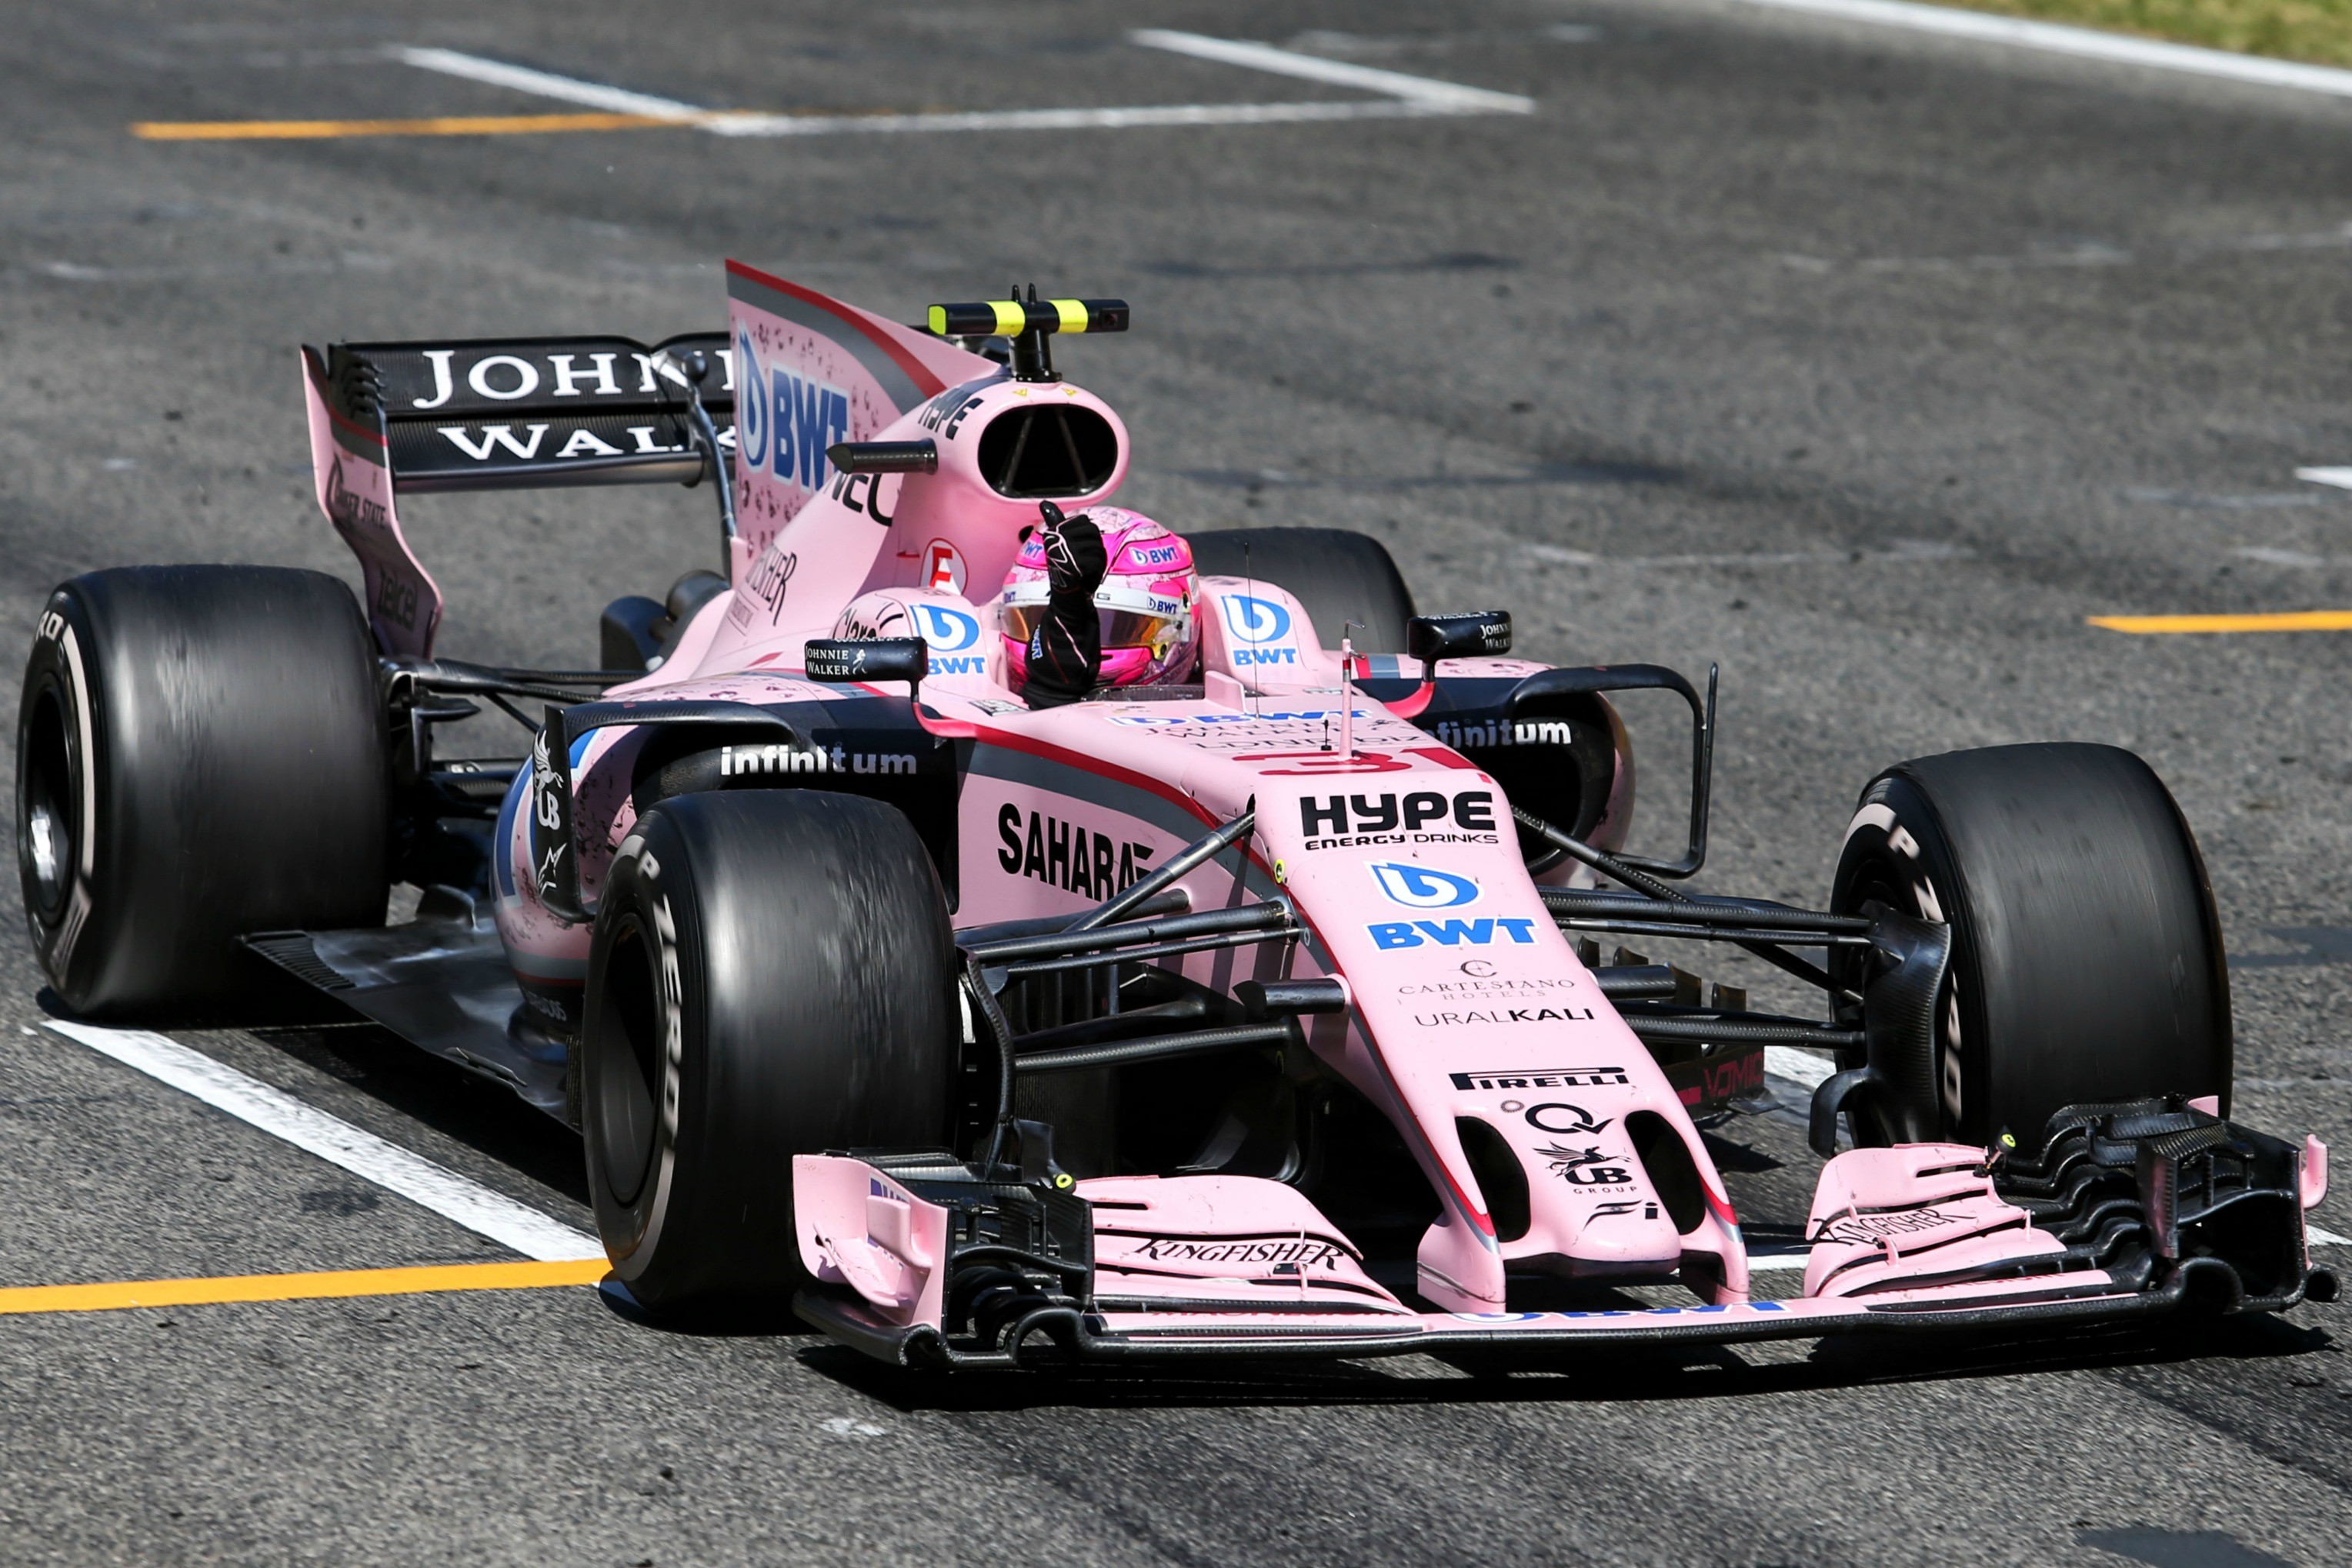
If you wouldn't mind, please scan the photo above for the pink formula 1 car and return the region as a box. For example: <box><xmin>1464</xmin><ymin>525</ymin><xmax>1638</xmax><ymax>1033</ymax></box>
<box><xmin>18</xmin><ymin>268</ymin><xmax>2332</xmax><ymax>1366</ymax></box>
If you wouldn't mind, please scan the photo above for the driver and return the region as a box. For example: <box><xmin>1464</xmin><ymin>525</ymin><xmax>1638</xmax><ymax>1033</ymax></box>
<box><xmin>1000</xmin><ymin>502</ymin><xmax>1197</xmax><ymax>708</ymax></box>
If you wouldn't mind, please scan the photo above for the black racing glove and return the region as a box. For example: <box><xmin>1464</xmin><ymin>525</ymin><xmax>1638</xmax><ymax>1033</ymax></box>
<box><xmin>1023</xmin><ymin>501</ymin><xmax>1106</xmax><ymax>708</ymax></box>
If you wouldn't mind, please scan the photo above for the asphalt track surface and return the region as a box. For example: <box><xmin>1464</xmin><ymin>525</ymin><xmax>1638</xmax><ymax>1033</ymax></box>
<box><xmin>6</xmin><ymin>2</ymin><xmax>2352</xmax><ymax>1562</ymax></box>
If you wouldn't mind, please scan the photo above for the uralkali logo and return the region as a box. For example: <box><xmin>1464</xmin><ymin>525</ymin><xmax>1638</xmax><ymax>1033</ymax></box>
<box><xmin>1369</xmin><ymin>862</ymin><xmax>1479</xmax><ymax>909</ymax></box>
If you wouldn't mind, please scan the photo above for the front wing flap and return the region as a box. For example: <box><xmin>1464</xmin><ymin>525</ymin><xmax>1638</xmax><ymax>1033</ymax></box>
<box><xmin>793</xmin><ymin>1099</ymin><xmax>2334</xmax><ymax>1368</ymax></box>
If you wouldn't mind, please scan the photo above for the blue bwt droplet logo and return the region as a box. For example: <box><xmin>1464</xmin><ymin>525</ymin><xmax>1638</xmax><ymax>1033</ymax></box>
<box><xmin>1222</xmin><ymin>595</ymin><xmax>1292</xmax><ymax>644</ymax></box>
<box><xmin>912</xmin><ymin>602</ymin><xmax>979</xmax><ymax>652</ymax></box>
<box><xmin>1369</xmin><ymin>861</ymin><xmax>1481</xmax><ymax>909</ymax></box>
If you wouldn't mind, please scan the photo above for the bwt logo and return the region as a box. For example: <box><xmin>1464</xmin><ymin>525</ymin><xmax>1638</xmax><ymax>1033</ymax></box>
<box><xmin>1221</xmin><ymin>595</ymin><xmax>1291</xmax><ymax>644</ymax></box>
<box><xmin>734</xmin><ymin>331</ymin><xmax>849</xmax><ymax>495</ymax></box>
<box><xmin>1369</xmin><ymin>862</ymin><xmax>1480</xmax><ymax>909</ymax></box>
<box><xmin>912</xmin><ymin>602</ymin><xmax>986</xmax><ymax>674</ymax></box>
<box><xmin>1367</xmin><ymin>918</ymin><xmax>1541</xmax><ymax>950</ymax></box>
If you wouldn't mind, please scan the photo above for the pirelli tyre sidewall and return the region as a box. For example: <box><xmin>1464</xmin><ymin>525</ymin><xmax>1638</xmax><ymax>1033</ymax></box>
<box><xmin>582</xmin><ymin>789</ymin><xmax>958</xmax><ymax>1313</ymax></box>
<box><xmin>1830</xmin><ymin>742</ymin><xmax>2231</xmax><ymax>1151</ymax></box>
<box><xmin>16</xmin><ymin>567</ymin><xmax>389</xmax><ymax>1015</ymax></box>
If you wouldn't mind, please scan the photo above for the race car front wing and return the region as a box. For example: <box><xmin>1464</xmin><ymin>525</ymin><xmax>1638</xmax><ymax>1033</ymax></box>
<box><xmin>791</xmin><ymin>1097</ymin><xmax>2334</xmax><ymax>1368</ymax></box>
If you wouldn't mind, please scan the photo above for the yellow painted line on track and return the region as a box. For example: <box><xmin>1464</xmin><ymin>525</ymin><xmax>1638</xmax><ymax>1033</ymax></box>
<box><xmin>131</xmin><ymin>112</ymin><xmax>705</xmax><ymax>141</ymax></box>
<box><xmin>2089</xmin><ymin>610</ymin><xmax>2352</xmax><ymax>633</ymax></box>
<box><xmin>0</xmin><ymin>1258</ymin><xmax>608</xmax><ymax>1316</ymax></box>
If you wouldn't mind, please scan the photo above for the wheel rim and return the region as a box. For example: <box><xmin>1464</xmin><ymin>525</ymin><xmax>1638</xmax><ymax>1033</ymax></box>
<box><xmin>591</xmin><ymin>915</ymin><xmax>663</xmax><ymax>1208</ymax></box>
<box><xmin>18</xmin><ymin>683</ymin><xmax>75</xmax><ymax>923</ymax></box>
<box><xmin>1833</xmin><ymin>809</ymin><xmax>1969</xmax><ymax>1142</ymax></box>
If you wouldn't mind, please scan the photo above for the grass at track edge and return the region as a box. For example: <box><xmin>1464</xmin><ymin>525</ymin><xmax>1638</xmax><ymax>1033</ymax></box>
<box><xmin>1940</xmin><ymin>0</ymin><xmax>2352</xmax><ymax>69</ymax></box>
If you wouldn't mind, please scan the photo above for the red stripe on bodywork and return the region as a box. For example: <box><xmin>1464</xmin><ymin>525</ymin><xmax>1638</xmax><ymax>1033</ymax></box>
<box><xmin>300</xmin><ymin>346</ymin><xmax>388</xmax><ymax>452</ymax></box>
<box><xmin>724</xmin><ymin>259</ymin><xmax>949</xmax><ymax>402</ymax></box>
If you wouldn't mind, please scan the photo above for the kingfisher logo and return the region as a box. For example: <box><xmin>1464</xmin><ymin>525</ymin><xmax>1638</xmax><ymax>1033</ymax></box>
<box><xmin>912</xmin><ymin>602</ymin><xmax>986</xmax><ymax>674</ymax></box>
<box><xmin>1221</xmin><ymin>595</ymin><xmax>1292</xmax><ymax>645</ymax></box>
<box><xmin>1369</xmin><ymin>862</ymin><xmax>1480</xmax><ymax>909</ymax></box>
<box><xmin>732</xmin><ymin>330</ymin><xmax>849</xmax><ymax>495</ymax></box>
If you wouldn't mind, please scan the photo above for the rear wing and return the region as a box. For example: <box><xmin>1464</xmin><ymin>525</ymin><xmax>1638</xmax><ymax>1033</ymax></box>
<box><xmin>299</xmin><ymin>332</ymin><xmax>731</xmax><ymax>659</ymax></box>
<box><xmin>302</xmin><ymin>332</ymin><xmax>732</xmax><ymax>493</ymax></box>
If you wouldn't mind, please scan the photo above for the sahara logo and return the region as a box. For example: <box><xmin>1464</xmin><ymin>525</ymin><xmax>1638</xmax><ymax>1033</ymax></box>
<box><xmin>1369</xmin><ymin>862</ymin><xmax>1480</xmax><ymax>910</ymax></box>
<box><xmin>912</xmin><ymin>602</ymin><xmax>986</xmax><ymax>675</ymax></box>
<box><xmin>733</xmin><ymin>329</ymin><xmax>849</xmax><ymax>495</ymax></box>
<box><xmin>1220</xmin><ymin>595</ymin><xmax>1291</xmax><ymax>645</ymax></box>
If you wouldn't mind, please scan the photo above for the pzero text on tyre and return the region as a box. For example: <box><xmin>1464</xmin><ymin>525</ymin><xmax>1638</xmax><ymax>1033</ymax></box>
<box><xmin>1830</xmin><ymin>742</ymin><xmax>2230</xmax><ymax>1151</ymax></box>
<box><xmin>581</xmin><ymin>789</ymin><xmax>959</xmax><ymax>1313</ymax></box>
<box><xmin>16</xmin><ymin>566</ymin><xmax>389</xmax><ymax>1016</ymax></box>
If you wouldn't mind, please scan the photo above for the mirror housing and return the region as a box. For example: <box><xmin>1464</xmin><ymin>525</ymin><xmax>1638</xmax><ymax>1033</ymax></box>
<box><xmin>804</xmin><ymin>638</ymin><xmax>928</xmax><ymax>689</ymax></box>
<box><xmin>1406</xmin><ymin>611</ymin><xmax>1512</xmax><ymax>668</ymax></box>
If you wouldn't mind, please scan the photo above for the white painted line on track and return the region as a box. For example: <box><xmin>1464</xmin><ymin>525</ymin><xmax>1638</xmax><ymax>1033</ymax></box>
<box><xmin>392</xmin><ymin>36</ymin><xmax>1530</xmax><ymax>142</ymax></box>
<box><xmin>1766</xmin><ymin>1047</ymin><xmax>1836</xmax><ymax>1092</ymax></box>
<box><xmin>1737</xmin><ymin>0</ymin><xmax>2352</xmax><ymax>101</ymax></box>
<box><xmin>2297</xmin><ymin>467</ymin><xmax>2352</xmax><ymax>489</ymax></box>
<box><xmin>45</xmin><ymin>1022</ymin><xmax>602</xmax><ymax>1263</ymax></box>
<box><xmin>702</xmin><ymin>100</ymin><xmax>1446</xmax><ymax>138</ymax></box>
<box><xmin>395</xmin><ymin>45</ymin><xmax>705</xmax><ymax>120</ymax></box>
<box><xmin>1128</xmin><ymin>30</ymin><xmax>1536</xmax><ymax>114</ymax></box>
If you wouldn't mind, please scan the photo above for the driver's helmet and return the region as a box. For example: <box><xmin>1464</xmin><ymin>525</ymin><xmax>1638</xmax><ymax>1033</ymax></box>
<box><xmin>1000</xmin><ymin>507</ymin><xmax>1198</xmax><ymax>689</ymax></box>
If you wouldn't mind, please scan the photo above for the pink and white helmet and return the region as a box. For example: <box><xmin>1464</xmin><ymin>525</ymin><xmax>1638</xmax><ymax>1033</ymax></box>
<box><xmin>1001</xmin><ymin>507</ymin><xmax>1198</xmax><ymax>689</ymax></box>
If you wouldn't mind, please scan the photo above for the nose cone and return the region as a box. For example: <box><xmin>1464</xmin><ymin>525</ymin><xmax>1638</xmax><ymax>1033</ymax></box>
<box><xmin>1566</xmin><ymin>1200</ymin><xmax>1685</xmax><ymax>1272</ymax></box>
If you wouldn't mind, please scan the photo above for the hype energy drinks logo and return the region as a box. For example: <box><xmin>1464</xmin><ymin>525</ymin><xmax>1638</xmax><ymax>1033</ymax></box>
<box><xmin>734</xmin><ymin>329</ymin><xmax>849</xmax><ymax>495</ymax></box>
<box><xmin>912</xmin><ymin>602</ymin><xmax>985</xmax><ymax>676</ymax></box>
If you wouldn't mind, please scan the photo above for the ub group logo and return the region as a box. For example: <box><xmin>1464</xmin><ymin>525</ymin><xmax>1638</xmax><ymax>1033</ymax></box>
<box><xmin>1369</xmin><ymin>861</ymin><xmax>1480</xmax><ymax>909</ymax></box>
<box><xmin>912</xmin><ymin>602</ymin><xmax>986</xmax><ymax>675</ymax></box>
<box><xmin>733</xmin><ymin>329</ymin><xmax>849</xmax><ymax>495</ymax></box>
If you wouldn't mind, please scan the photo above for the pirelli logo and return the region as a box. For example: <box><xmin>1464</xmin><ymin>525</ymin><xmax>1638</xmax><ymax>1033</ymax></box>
<box><xmin>1449</xmin><ymin>1066</ymin><xmax>1630</xmax><ymax>1091</ymax></box>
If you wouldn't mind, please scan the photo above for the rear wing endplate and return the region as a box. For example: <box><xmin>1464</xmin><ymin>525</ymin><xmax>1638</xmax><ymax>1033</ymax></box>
<box><xmin>299</xmin><ymin>333</ymin><xmax>732</xmax><ymax>657</ymax></box>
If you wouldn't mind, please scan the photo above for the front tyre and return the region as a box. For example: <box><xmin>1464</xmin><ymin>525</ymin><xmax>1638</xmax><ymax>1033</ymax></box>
<box><xmin>17</xmin><ymin>566</ymin><xmax>389</xmax><ymax>1015</ymax></box>
<box><xmin>1830</xmin><ymin>742</ymin><xmax>2230</xmax><ymax>1151</ymax></box>
<box><xmin>582</xmin><ymin>790</ymin><xmax>959</xmax><ymax>1314</ymax></box>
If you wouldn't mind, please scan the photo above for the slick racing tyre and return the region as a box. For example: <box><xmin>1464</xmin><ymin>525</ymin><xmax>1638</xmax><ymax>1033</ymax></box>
<box><xmin>17</xmin><ymin>566</ymin><xmax>389</xmax><ymax>1016</ymax></box>
<box><xmin>582</xmin><ymin>789</ymin><xmax>959</xmax><ymax>1314</ymax></box>
<box><xmin>1830</xmin><ymin>742</ymin><xmax>2230</xmax><ymax>1153</ymax></box>
<box><xmin>1189</xmin><ymin>527</ymin><xmax>1417</xmax><ymax>653</ymax></box>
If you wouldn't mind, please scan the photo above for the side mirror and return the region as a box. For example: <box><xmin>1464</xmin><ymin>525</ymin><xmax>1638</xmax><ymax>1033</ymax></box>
<box><xmin>1406</xmin><ymin>611</ymin><xmax>1512</xmax><ymax>668</ymax></box>
<box><xmin>804</xmin><ymin>638</ymin><xmax>928</xmax><ymax>690</ymax></box>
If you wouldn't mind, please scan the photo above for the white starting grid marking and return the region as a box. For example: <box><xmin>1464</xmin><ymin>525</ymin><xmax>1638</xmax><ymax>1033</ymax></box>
<box><xmin>395</xmin><ymin>30</ymin><xmax>1533</xmax><ymax>138</ymax></box>
<box><xmin>1737</xmin><ymin>0</ymin><xmax>2352</xmax><ymax>101</ymax></box>
<box><xmin>45</xmin><ymin>1022</ymin><xmax>602</xmax><ymax>1263</ymax></box>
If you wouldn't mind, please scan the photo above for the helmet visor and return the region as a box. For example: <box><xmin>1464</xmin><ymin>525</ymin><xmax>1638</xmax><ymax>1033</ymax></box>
<box><xmin>1003</xmin><ymin>602</ymin><xmax>1188</xmax><ymax>656</ymax></box>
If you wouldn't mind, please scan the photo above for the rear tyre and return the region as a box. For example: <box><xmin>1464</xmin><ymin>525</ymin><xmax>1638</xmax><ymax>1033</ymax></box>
<box><xmin>1830</xmin><ymin>742</ymin><xmax>2230</xmax><ymax>1151</ymax></box>
<box><xmin>17</xmin><ymin>566</ymin><xmax>389</xmax><ymax>1015</ymax></box>
<box><xmin>1189</xmin><ymin>528</ymin><xmax>1416</xmax><ymax>653</ymax></box>
<box><xmin>581</xmin><ymin>789</ymin><xmax>959</xmax><ymax>1314</ymax></box>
